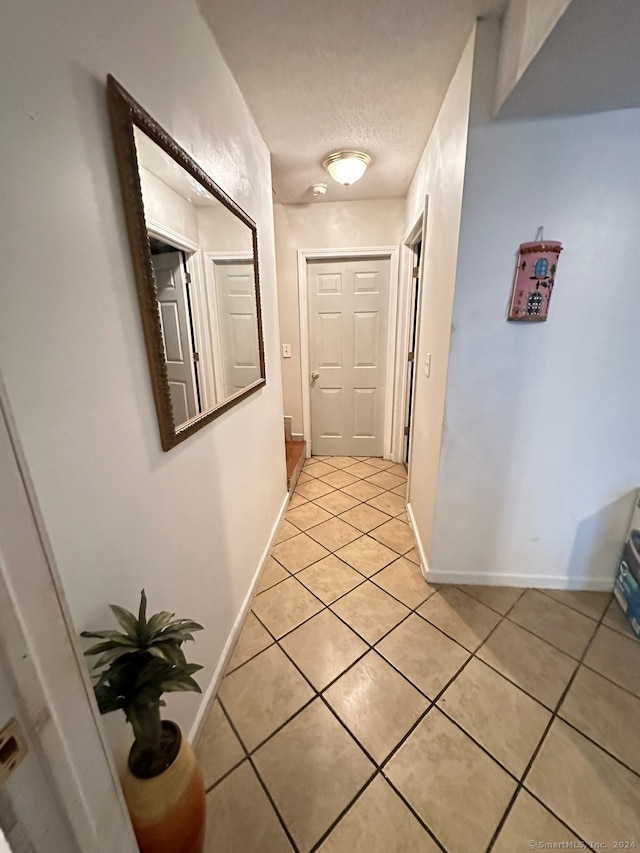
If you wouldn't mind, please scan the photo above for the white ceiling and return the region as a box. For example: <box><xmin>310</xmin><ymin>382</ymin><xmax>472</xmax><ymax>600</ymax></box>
<box><xmin>198</xmin><ymin>0</ymin><xmax>505</xmax><ymax>203</ymax></box>
<box><xmin>498</xmin><ymin>0</ymin><xmax>640</xmax><ymax>119</ymax></box>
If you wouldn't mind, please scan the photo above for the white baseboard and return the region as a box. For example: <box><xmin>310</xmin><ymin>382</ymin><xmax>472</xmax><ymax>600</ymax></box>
<box><xmin>426</xmin><ymin>569</ymin><xmax>615</xmax><ymax>592</ymax></box>
<box><xmin>406</xmin><ymin>501</ymin><xmax>430</xmax><ymax>580</ymax></box>
<box><xmin>291</xmin><ymin>433</ymin><xmax>304</xmax><ymax>441</ymax></box>
<box><xmin>406</xmin><ymin>502</ymin><xmax>614</xmax><ymax>592</ymax></box>
<box><xmin>189</xmin><ymin>490</ymin><xmax>290</xmax><ymax>743</ymax></box>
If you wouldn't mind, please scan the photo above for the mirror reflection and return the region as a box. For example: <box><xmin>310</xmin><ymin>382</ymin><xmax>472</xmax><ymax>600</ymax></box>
<box><xmin>134</xmin><ymin>127</ymin><xmax>262</xmax><ymax>429</ymax></box>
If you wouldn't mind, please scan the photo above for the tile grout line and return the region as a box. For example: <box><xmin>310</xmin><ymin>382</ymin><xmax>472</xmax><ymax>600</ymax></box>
<box><xmin>230</xmin><ymin>542</ymin><xmax>521</xmax><ymax>776</ymax></box>
<box><xmin>202</xmin><ymin>698</ymin><xmax>250</xmax><ymax>794</ymax></box>
<box><xmin>247</xmin><ymin>753</ymin><xmax>302</xmax><ymax>853</ymax></box>
<box><xmin>534</xmin><ymin>587</ymin><xmax>613</xmax><ymax>620</ymax></box>
<box><xmin>263</xmin><ymin>642</ymin><xmax>450</xmax><ymax>850</ymax></box>
<box><xmin>206</xmin><ymin>463</ymin><xmax>435</xmax><ymax>847</ymax></box>
<box><xmin>217</xmin><ymin>615</ymin><xmax>432</xmax><ymax>847</ymax></box>
<box><xmin>309</xmin><ymin>763</ymin><xmax>449</xmax><ymax>853</ymax></box>
<box><xmin>262</xmin><ymin>572</ymin><xmax>640</xmax><ymax>810</ymax></box>
<box><xmin>227</xmin><ymin>571</ymin><xmax>336</xmax><ymax>672</ymax></box>
<box><xmin>485</xmin><ymin>599</ymin><xmax>609</xmax><ymax>852</ymax></box>
<box><xmin>232</xmin><ymin>554</ymin><xmax>636</xmax><ymax>799</ymax></box>
<box><xmin>306</xmin><ymin>773</ymin><xmax>380</xmax><ymax>853</ymax></box>
<box><xmin>217</xmin><ymin>581</ymin><xmax>455</xmax><ymax>844</ymax></box>
<box><xmin>382</xmin><ymin>582</ymin><xmax>522</xmax><ymax>755</ymax></box>
<box><xmin>373</xmin><ymin>610</ymin><xmax>525</xmax><ymax>789</ymax></box>
<box><xmin>378</xmin><ymin>591</ymin><xmax>566</xmax><ymax>849</ymax></box>
<box><xmin>551</xmin><ymin>714</ymin><xmax>640</xmax><ymax>780</ymax></box>
<box><xmin>492</xmin><ymin>609</ymin><xmax>640</xmax><ymax>703</ymax></box>
<box><xmin>286</xmin><ymin>506</ymin><xmax>397</xmax><ymax>538</ymax></box>
<box><xmin>209</xmin><ymin>460</ymin><xmax>633</xmax><ymax>851</ymax></box>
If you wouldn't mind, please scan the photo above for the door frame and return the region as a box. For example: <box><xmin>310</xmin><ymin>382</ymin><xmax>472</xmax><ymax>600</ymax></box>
<box><xmin>297</xmin><ymin>246</ymin><xmax>400</xmax><ymax>459</ymax></box>
<box><xmin>0</xmin><ymin>374</ymin><xmax>137</xmax><ymax>851</ymax></box>
<box><xmin>146</xmin><ymin>218</ymin><xmax>214</xmax><ymax>415</ymax></box>
<box><xmin>391</xmin><ymin>200</ymin><xmax>429</xmax><ymax>465</ymax></box>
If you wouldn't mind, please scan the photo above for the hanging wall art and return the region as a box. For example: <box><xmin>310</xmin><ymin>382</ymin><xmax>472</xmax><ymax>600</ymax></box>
<box><xmin>508</xmin><ymin>233</ymin><xmax>563</xmax><ymax>322</ymax></box>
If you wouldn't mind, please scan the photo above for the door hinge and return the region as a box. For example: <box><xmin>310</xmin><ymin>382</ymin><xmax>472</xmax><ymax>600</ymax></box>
<box><xmin>404</xmin><ymin>426</ymin><xmax>410</xmax><ymax>436</ymax></box>
<box><xmin>412</xmin><ymin>266</ymin><xmax>419</xmax><ymax>278</ymax></box>
<box><xmin>185</xmin><ymin>272</ymin><xmax>192</xmax><ymax>284</ymax></box>
<box><xmin>193</xmin><ymin>352</ymin><xmax>200</xmax><ymax>363</ymax></box>
<box><xmin>408</xmin><ymin>352</ymin><xmax>414</xmax><ymax>363</ymax></box>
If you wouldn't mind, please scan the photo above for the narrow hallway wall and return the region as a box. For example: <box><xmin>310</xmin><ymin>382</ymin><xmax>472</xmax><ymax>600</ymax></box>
<box><xmin>0</xmin><ymin>0</ymin><xmax>286</xmax><ymax>766</ymax></box>
<box><xmin>403</xmin><ymin>27</ymin><xmax>477</xmax><ymax>564</ymax></box>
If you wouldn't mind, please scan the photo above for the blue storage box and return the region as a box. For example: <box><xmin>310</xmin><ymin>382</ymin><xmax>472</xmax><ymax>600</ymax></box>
<box><xmin>614</xmin><ymin>491</ymin><xmax>640</xmax><ymax>639</ymax></box>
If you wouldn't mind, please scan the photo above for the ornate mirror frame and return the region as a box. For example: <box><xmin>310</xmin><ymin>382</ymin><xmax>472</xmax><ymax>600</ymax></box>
<box><xmin>106</xmin><ymin>75</ymin><xmax>266</xmax><ymax>451</ymax></box>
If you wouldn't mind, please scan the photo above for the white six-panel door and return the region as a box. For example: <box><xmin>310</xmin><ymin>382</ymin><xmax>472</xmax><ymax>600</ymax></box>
<box><xmin>212</xmin><ymin>259</ymin><xmax>261</xmax><ymax>399</ymax></box>
<box><xmin>308</xmin><ymin>256</ymin><xmax>390</xmax><ymax>456</ymax></box>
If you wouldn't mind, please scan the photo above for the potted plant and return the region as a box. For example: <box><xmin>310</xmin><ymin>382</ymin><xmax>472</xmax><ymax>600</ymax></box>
<box><xmin>82</xmin><ymin>590</ymin><xmax>206</xmax><ymax>853</ymax></box>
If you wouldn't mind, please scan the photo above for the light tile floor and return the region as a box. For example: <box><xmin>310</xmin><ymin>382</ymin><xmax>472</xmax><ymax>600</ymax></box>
<box><xmin>197</xmin><ymin>456</ymin><xmax>640</xmax><ymax>853</ymax></box>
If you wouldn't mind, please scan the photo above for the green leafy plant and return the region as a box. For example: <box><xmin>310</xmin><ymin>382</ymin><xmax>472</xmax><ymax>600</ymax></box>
<box><xmin>81</xmin><ymin>590</ymin><xmax>203</xmax><ymax>753</ymax></box>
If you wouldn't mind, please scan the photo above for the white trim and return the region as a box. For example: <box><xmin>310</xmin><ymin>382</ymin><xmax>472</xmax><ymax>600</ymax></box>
<box><xmin>391</xmin><ymin>206</ymin><xmax>427</xmax><ymax>463</ymax></box>
<box><xmin>188</xmin><ymin>249</ymin><xmax>216</xmax><ymax>409</ymax></box>
<box><xmin>297</xmin><ymin>251</ymin><xmax>312</xmax><ymax>459</ymax></box>
<box><xmin>146</xmin><ymin>218</ymin><xmax>200</xmax><ymax>253</ymax></box>
<box><xmin>404</xmin><ymin>207</ymin><xmax>425</xmax><ymax>248</ymax></box>
<box><xmin>407</xmin><ymin>499</ymin><xmax>615</xmax><ymax>591</ymax></box>
<box><xmin>391</xmin><ymin>244</ymin><xmax>413</xmax><ymax>463</ymax></box>
<box><xmin>189</xmin><ymin>489</ymin><xmax>290</xmax><ymax>743</ymax></box>
<box><xmin>205</xmin><ymin>251</ymin><xmax>254</xmax><ymax>262</ymax></box>
<box><xmin>404</xmin><ymin>196</ymin><xmax>430</xmax><ymax>497</ymax></box>
<box><xmin>384</xmin><ymin>249</ymin><xmax>401</xmax><ymax>459</ymax></box>
<box><xmin>406</xmin><ymin>501</ymin><xmax>430</xmax><ymax>580</ymax></box>
<box><xmin>146</xmin><ymin>222</ymin><xmax>217</xmax><ymax>412</ymax></box>
<box><xmin>291</xmin><ymin>433</ymin><xmax>304</xmax><ymax>441</ymax></box>
<box><xmin>425</xmin><ymin>569</ymin><xmax>615</xmax><ymax>592</ymax></box>
<box><xmin>297</xmin><ymin>246</ymin><xmax>400</xmax><ymax>459</ymax></box>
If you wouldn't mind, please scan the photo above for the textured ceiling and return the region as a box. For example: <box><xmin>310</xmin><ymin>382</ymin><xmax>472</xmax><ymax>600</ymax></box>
<box><xmin>198</xmin><ymin>0</ymin><xmax>506</xmax><ymax>203</ymax></box>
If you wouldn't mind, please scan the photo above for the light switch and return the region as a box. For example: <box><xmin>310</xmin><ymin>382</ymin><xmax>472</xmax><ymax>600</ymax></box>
<box><xmin>424</xmin><ymin>354</ymin><xmax>431</xmax><ymax>378</ymax></box>
<box><xmin>282</xmin><ymin>344</ymin><xmax>292</xmax><ymax>358</ymax></box>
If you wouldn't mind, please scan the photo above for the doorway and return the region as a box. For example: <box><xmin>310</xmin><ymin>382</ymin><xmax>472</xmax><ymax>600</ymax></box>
<box><xmin>299</xmin><ymin>248</ymin><xmax>399</xmax><ymax>458</ymax></box>
<box><xmin>150</xmin><ymin>244</ymin><xmax>202</xmax><ymax>424</ymax></box>
<box><xmin>403</xmin><ymin>238</ymin><xmax>421</xmax><ymax>464</ymax></box>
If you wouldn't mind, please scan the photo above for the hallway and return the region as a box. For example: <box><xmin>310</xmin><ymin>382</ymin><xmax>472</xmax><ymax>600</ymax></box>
<box><xmin>196</xmin><ymin>456</ymin><xmax>640</xmax><ymax>852</ymax></box>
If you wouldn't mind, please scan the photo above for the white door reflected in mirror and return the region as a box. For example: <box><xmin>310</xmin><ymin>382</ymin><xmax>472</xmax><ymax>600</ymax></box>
<box><xmin>134</xmin><ymin>127</ymin><xmax>261</xmax><ymax>430</ymax></box>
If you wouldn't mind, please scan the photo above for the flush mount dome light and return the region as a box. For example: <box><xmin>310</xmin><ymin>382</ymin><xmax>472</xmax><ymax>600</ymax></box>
<box><xmin>322</xmin><ymin>150</ymin><xmax>371</xmax><ymax>187</ymax></box>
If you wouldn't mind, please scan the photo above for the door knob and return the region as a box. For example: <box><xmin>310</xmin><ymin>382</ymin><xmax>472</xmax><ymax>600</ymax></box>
<box><xmin>311</xmin><ymin>371</ymin><xmax>319</xmax><ymax>380</ymax></box>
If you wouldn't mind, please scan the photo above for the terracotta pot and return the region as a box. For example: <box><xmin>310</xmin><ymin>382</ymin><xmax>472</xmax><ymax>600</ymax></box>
<box><xmin>121</xmin><ymin>721</ymin><xmax>205</xmax><ymax>853</ymax></box>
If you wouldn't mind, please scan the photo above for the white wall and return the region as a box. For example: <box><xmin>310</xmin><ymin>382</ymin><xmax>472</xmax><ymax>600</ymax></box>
<box><xmin>198</xmin><ymin>206</ymin><xmax>254</xmax><ymax>254</ymax></box>
<box><xmin>139</xmin><ymin>166</ymin><xmax>200</xmax><ymax>244</ymax></box>
<box><xmin>430</xmin><ymin>21</ymin><xmax>640</xmax><ymax>589</ymax></box>
<box><xmin>274</xmin><ymin>199</ymin><xmax>405</xmax><ymax>437</ymax></box>
<box><xmin>404</xmin><ymin>28</ymin><xmax>476</xmax><ymax>562</ymax></box>
<box><xmin>494</xmin><ymin>0</ymin><xmax>574</xmax><ymax>111</ymax></box>
<box><xmin>0</xmin><ymin>0</ymin><xmax>286</xmax><ymax>766</ymax></box>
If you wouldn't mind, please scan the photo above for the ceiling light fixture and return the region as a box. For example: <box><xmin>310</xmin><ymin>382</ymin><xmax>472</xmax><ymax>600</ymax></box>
<box><xmin>322</xmin><ymin>150</ymin><xmax>371</xmax><ymax>187</ymax></box>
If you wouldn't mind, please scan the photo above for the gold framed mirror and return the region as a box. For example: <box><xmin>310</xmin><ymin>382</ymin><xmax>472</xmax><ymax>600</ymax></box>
<box><xmin>107</xmin><ymin>75</ymin><xmax>266</xmax><ymax>451</ymax></box>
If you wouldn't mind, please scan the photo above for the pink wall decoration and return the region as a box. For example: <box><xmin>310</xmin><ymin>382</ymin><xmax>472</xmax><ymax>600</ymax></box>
<box><xmin>508</xmin><ymin>240</ymin><xmax>563</xmax><ymax>321</ymax></box>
